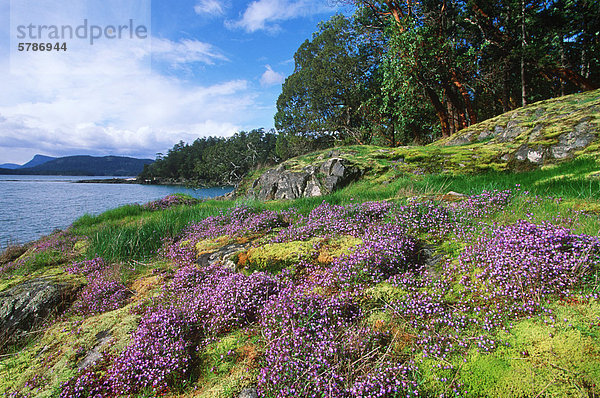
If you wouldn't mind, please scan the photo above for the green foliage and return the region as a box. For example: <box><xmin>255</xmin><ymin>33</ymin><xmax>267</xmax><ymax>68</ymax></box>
<box><xmin>274</xmin><ymin>13</ymin><xmax>383</xmax><ymax>158</ymax></box>
<box><xmin>460</xmin><ymin>306</ymin><xmax>600</xmax><ymax>397</ymax></box>
<box><xmin>72</xmin><ymin>204</ymin><xmax>146</xmax><ymax>229</ymax></box>
<box><xmin>0</xmin><ymin>305</ymin><xmax>140</xmax><ymax>397</ymax></box>
<box><xmin>242</xmin><ymin>239</ymin><xmax>317</xmax><ymax>273</ymax></box>
<box><xmin>195</xmin><ymin>331</ymin><xmax>259</xmax><ymax>397</ymax></box>
<box><xmin>273</xmin><ymin>1</ymin><xmax>600</xmax><ymax>149</ymax></box>
<box><xmin>140</xmin><ymin>129</ymin><xmax>278</xmax><ymax>185</ymax></box>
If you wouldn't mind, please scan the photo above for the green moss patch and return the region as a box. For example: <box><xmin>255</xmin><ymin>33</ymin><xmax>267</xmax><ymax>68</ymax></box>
<box><xmin>241</xmin><ymin>235</ymin><xmax>362</xmax><ymax>273</ymax></box>
<box><xmin>192</xmin><ymin>330</ymin><xmax>260</xmax><ymax>398</ymax></box>
<box><xmin>460</xmin><ymin>300</ymin><xmax>600</xmax><ymax>397</ymax></box>
<box><xmin>0</xmin><ymin>305</ymin><xmax>140</xmax><ymax>398</ymax></box>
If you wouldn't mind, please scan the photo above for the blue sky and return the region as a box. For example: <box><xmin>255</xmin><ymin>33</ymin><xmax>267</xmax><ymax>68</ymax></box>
<box><xmin>0</xmin><ymin>0</ymin><xmax>351</xmax><ymax>164</ymax></box>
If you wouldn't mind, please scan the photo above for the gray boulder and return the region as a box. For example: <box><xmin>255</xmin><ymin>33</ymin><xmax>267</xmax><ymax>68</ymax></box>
<box><xmin>0</xmin><ymin>278</ymin><xmax>80</xmax><ymax>352</ymax></box>
<box><xmin>196</xmin><ymin>242</ymin><xmax>251</xmax><ymax>270</ymax></box>
<box><xmin>249</xmin><ymin>157</ymin><xmax>363</xmax><ymax>200</ymax></box>
<box><xmin>239</xmin><ymin>386</ymin><xmax>258</xmax><ymax>398</ymax></box>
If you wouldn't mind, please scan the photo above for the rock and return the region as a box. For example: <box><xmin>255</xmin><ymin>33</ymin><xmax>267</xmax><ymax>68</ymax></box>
<box><xmin>0</xmin><ymin>278</ymin><xmax>80</xmax><ymax>352</ymax></box>
<box><xmin>477</xmin><ymin>130</ymin><xmax>494</xmax><ymax>142</ymax></box>
<box><xmin>196</xmin><ymin>242</ymin><xmax>251</xmax><ymax>270</ymax></box>
<box><xmin>527</xmin><ymin>124</ymin><xmax>544</xmax><ymax>142</ymax></box>
<box><xmin>239</xmin><ymin>386</ymin><xmax>258</xmax><ymax>398</ymax></box>
<box><xmin>550</xmin><ymin>122</ymin><xmax>596</xmax><ymax>159</ymax></box>
<box><xmin>248</xmin><ymin>158</ymin><xmax>363</xmax><ymax>200</ymax></box>
<box><xmin>440</xmin><ymin>191</ymin><xmax>467</xmax><ymax>202</ymax></box>
<box><xmin>77</xmin><ymin>330</ymin><xmax>112</xmax><ymax>370</ymax></box>
<box><xmin>497</xmin><ymin>121</ymin><xmax>523</xmax><ymax>142</ymax></box>
<box><xmin>514</xmin><ymin>145</ymin><xmax>546</xmax><ymax>165</ymax></box>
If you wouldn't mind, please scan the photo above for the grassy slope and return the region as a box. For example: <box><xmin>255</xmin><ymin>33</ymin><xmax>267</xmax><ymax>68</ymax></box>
<box><xmin>1</xmin><ymin>91</ymin><xmax>600</xmax><ymax>397</ymax></box>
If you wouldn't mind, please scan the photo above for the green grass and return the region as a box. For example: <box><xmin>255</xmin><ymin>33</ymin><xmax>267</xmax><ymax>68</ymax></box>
<box><xmin>79</xmin><ymin>200</ymin><xmax>235</xmax><ymax>262</ymax></box>
<box><xmin>413</xmin><ymin>156</ymin><xmax>600</xmax><ymax>199</ymax></box>
<box><xmin>72</xmin><ymin>204</ymin><xmax>148</xmax><ymax>229</ymax></box>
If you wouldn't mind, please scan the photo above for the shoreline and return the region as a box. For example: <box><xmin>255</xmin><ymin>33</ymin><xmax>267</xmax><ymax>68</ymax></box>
<box><xmin>74</xmin><ymin>178</ymin><xmax>140</xmax><ymax>184</ymax></box>
<box><xmin>74</xmin><ymin>177</ymin><xmax>234</xmax><ymax>190</ymax></box>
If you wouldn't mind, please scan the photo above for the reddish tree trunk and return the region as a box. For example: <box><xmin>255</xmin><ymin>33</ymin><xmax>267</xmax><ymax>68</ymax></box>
<box><xmin>451</xmin><ymin>71</ymin><xmax>477</xmax><ymax>125</ymax></box>
<box><xmin>545</xmin><ymin>67</ymin><xmax>599</xmax><ymax>91</ymax></box>
<box><xmin>423</xmin><ymin>84</ymin><xmax>450</xmax><ymax>137</ymax></box>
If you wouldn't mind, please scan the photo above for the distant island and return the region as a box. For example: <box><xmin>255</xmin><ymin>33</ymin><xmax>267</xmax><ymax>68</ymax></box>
<box><xmin>0</xmin><ymin>155</ymin><xmax>153</xmax><ymax>176</ymax></box>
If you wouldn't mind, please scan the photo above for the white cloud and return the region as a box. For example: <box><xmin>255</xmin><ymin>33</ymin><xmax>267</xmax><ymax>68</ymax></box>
<box><xmin>194</xmin><ymin>0</ymin><xmax>226</xmax><ymax>16</ymax></box>
<box><xmin>0</xmin><ymin>37</ymin><xmax>257</xmax><ymax>163</ymax></box>
<box><xmin>152</xmin><ymin>38</ymin><xmax>228</xmax><ymax>66</ymax></box>
<box><xmin>227</xmin><ymin>0</ymin><xmax>335</xmax><ymax>33</ymax></box>
<box><xmin>260</xmin><ymin>65</ymin><xmax>285</xmax><ymax>86</ymax></box>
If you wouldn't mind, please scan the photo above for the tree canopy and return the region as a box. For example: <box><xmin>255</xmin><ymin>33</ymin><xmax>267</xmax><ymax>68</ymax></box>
<box><xmin>275</xmin><ymin>1</ymin><xmax>599</xmax><ymax>147</ymax></box>
<box><xmin>141</xmin><ymin>1</ymin><xmax>599</xmax><ymax>181</ymax></box>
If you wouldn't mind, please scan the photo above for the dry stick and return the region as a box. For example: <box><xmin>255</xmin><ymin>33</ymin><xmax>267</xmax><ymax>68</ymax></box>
<box><xmin>534</xmin><ymin>380</ymin><xmax>555</xmax><ymax>398</ymax></box>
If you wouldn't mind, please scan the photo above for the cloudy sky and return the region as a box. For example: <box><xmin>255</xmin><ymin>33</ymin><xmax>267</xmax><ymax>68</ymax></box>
<box><xmin>0</xmin><ymin>0</ymin><xmax>348</xmax><ymax>164</ymax></box>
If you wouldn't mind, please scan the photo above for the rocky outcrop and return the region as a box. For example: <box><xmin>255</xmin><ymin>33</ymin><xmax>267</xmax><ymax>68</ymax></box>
<box><xmin>441</xmin><ymin>90</ymin><xmax>600</xmax><ymax>169</ymax></box>
<box><xmin>0</xmin><ymin>278</ymin><xmax>81</xmax><ymax>352</ymax></box>
<box><xmin>196</xmin><ymin>242</ymin><xmax>251</xmax><ymax>271</ymax></box>
<box><xmin>77</xmin><ymin>330</ymin><xmax>112</xmax><ymax>370</ymax></box>
<box><xmin>248</xmin><ymin>157</ymin><xmax>363</xmax><ymax>200</ymax></box>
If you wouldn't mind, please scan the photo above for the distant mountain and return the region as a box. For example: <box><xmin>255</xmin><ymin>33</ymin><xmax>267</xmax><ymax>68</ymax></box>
<box><xmin>20</xmin><ymin>155</ymin><xmax>56</xmax><ymax>168</ymax></box>
<box><xmin>0</xmin><ymin>154</ymin><xmax>56</xmax><ymax>170</ymax></box>
<box><xmin>0</xmin><ymin>163</ymin><xmax>20</xmax><ymax>169</ymax></box>
<box><xmin>0</xmin><ymin>155</ymin><xmax>154</xmax><ymax>176</ymax></box>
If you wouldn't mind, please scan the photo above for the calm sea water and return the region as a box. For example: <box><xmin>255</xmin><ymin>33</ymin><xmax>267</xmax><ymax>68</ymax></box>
<box><xmin>0</xmin><ymin>175</ymin><xmax>233</xmax><ymax>248</ymax></box>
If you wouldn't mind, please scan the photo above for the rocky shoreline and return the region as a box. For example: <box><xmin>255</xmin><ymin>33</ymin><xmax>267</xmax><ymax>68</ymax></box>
<box><xmin>74</xmin><ymin>177</ymin><xmax>219</xmax><ymax>187</ymax></box>
<box><xmin>74</xmin><ymin>178</ymin><xmax>140</xmax><ymax>184</ymax></box>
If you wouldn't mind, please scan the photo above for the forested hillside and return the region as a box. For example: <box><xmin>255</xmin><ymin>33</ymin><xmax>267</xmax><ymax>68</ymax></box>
<box><xmin>139</xmin><ymin>129</ymin><xmax>278</xmax><ymax>186</ymax></box>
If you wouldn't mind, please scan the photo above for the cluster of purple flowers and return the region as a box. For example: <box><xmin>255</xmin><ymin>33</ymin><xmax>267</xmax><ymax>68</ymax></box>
<box><xmin>67</xmin><ymin>258</ymin><xmax>130</xmax><ymax>316</ymax></box>
<box><xmin>143</xmin><ymin>194</ymin><xmax>200</xmax><ymax>211</ymax></box>
<box><xmin>64</xmin><ymin>263</ymin><xmax>280</xmax><ymax>396</ymax></box>
<box><xmin>381</xmin><ymin>220</ymin><xmax>600</xmax><ymax>365</ymax></box>
<box><xmin>272</xmin><ymin>201</ymin><xmax>393</xmax><ymax>243</ymax></box>
<box><xmin>453</xmin><ymin>189</ymin><xmax>514</xmax><ymax>219</ymax></box>
<box><xmin>163</xmin><ymin>206</ymin><xmax>292</xmax><ymax>266</ymax></box>
<box><xmin>0</xmin><ymin>231</ymin><xmax>79</xmax><ymax>276</ymax></box>
<box><xmin>258</xmin><ymin>288</ymin><xmax>419</xmax><ymax>397</ymax></box>
<box><xmin>32</xmin><ymin>230</ymin><xmax>79</xmax><ymax>252</ymax></box>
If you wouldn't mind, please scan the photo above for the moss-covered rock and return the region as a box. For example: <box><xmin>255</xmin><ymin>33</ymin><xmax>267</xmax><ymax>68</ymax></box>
<box><xmin>240</xmin><ymin>235</ymin><xmax>362</xmax><ymax>273</ymax></box>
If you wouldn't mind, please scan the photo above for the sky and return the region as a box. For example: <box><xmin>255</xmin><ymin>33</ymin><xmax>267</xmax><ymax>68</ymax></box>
<box><xmin>0</xmin><ymin>0</ymin><xmax>350</xmax><ymax>165</ymax></box>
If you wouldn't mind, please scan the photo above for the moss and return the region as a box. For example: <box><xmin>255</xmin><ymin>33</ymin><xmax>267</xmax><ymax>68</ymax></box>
<box><xmin>73</xmin><ymin>240</ymin><xmax>89</xmax><ymax>254</ymax></box>
<box><xmin>242</xmin><ymin>239</ymin><xmax>316</xmax><ymax>273</ymax></box>
<box><xmin>365</xmin><ymin>282</ymin><xmax>408</xmax><ymax>304</ymax></box>
<box><xmin>195</xmin><ymin>236</ymin><xmax>231</xmax><ymax>255</ymax></box>
<box><xmin>192</xmin><ymin>330</ymin><xmax>259</xmax><ymax>398</ymax></box>
<box><xmin>0</xmin><ymin>265</ymin><xmax>84</xmax><ymax>294</ymax></box>
<box><xmin>242</xmin><ymin>235</ymin><xmax>361</xmax><ymax>273</ymax></box>
<box><xmin>459</xmin><ymin>300</ymin><xmax>600</xmax><ymax>397</ymax></box>
<box><xmin>0</xmin><ymin>304</ymin><xmax>140</xmax><ymax>397</ymax></box>
<box><xmin>316</xmin><ymin>236</ymin><xmax>362</xmax><ymax>263</ymax></box>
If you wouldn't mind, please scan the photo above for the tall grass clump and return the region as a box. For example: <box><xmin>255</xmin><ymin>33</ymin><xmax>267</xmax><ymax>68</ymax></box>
<box><xmin>85</xmin><ymin>200</ymin><xmax>241</xmax><ymax>262</ymax></box>
<box><xmin>418</xmin><ymin>157</ymin><xmax>600</xmax><ymax>199</ymax></box>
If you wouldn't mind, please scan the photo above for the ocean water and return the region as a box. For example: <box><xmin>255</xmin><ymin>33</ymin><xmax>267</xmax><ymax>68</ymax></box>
<box><xmin>0</xmin><ymin>175</ymin><xmax>233</xmax><ymax>248</ymax></box>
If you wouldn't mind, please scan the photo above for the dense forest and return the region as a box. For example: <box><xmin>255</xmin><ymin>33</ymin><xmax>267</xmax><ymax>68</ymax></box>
<box><xmin>139</xmin><ymin>129</ymin><xmax>278</xmax><ymax>185</ymax></box>
<box><xmin>141</xmin><ymin>0</ymin><xmax>600</xmax><ymax>184</ymax></box>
